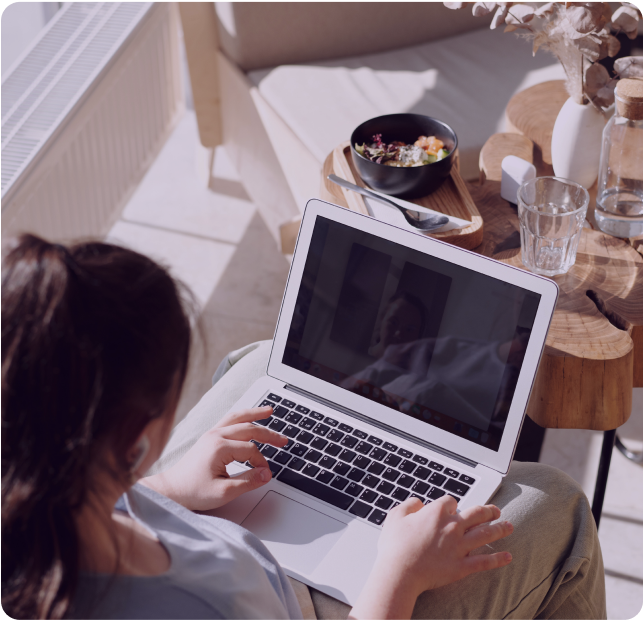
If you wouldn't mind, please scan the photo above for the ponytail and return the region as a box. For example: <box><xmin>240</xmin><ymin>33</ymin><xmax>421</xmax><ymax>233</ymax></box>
<box><xmin>2</xmin><ymin>234</ymin><xmax>192</xmax><ymax>618</ymax></box>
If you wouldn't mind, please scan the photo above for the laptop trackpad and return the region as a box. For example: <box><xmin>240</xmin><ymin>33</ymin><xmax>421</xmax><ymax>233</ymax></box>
<box><xmin>241</xmin><ymin>491</ymin><xmax>347</xmax><ymax>575</ymax></box>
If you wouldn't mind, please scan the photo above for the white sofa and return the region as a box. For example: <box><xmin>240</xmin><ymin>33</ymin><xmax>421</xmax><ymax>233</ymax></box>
<box><xmin>180</xmin><ymin>3</ymin><xmax>564</xmax><ymax>252</ymax></box>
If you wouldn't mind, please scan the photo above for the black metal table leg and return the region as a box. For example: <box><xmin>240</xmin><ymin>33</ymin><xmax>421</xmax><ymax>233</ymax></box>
<box><xmin>592</xmin><ymin>429</ymin><xmax>616</xmax><ymax>528</ymax></box>
<box><xmin>615</xmin><ymin>434</ymin><xmax>643</xmax><ymax>464</ymax></box>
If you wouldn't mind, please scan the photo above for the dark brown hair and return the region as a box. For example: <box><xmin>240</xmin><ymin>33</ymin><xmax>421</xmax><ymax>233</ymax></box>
<box><xmin>1</xmin><ymin>234</ymin><xmax>193</xmax><ymax>619</ymax></box>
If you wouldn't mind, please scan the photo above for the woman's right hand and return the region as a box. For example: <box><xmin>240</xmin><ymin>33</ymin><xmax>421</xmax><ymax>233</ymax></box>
<box><xmin>350</xmin><ymin>496</ymin><xmax>513</xmax><ymax>619</ymax></box>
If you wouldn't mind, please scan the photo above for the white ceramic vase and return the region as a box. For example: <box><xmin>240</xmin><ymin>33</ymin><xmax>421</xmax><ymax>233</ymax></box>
<box><xmin>551</xmin><ymin>97</ymin><xmax>606</xmax><ymax>189</ymax></box>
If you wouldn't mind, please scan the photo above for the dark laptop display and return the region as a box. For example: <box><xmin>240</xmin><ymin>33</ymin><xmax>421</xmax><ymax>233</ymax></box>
<box><xmin>283</xmin><ymin>216</ymin><xmax>541</xmax><ymax>452</ymax></box>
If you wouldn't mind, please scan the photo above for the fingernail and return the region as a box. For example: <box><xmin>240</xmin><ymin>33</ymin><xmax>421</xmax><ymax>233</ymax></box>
<box><xmin>505</xmin><ymin>552</ymin><xmax>512</xmax><ymax>562</ymax></box>
<box><xmin>259</xmin><ymin>468</ymin><xmax>271</xmax><ymax>482</ymax></box>
<box><xmin>280</xmin><ymin>435</ymin><xmax>288</xmax><ymax>441</ymax></box>
<box><xmin>505</xmin><ymin>521</ymin><xmax>514</xmax><ymax>532</ymax></box>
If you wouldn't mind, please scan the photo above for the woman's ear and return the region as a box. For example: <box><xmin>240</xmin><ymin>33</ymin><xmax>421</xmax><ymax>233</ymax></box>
<box><xmin>128</xmin><ymin>435</ymin><xmax>150</xmax><ymax>479</ymax></box>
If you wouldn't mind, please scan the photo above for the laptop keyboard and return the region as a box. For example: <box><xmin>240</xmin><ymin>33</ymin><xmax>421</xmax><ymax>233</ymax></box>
<box><xmin>242</xmin><ymin>392</ymin><xmax>478</xmax><ymax>527</ymax></box>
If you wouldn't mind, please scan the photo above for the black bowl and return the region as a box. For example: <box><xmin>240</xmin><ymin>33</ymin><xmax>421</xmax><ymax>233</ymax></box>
<box><xmin>350</xmin><ymin>113</ymin><xmax>458</xmax><ymax>199</ymax></box>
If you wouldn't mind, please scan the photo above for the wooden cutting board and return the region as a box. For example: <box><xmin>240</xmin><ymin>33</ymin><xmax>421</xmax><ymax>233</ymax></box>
<box><xmin>322</xmin><ymin>142</ymin><xmax>484</xmax><ymax>250</ymax></box>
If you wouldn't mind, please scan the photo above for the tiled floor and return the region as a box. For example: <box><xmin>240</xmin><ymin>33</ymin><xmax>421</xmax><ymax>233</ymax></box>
<box><xmin>109</xmin><ymin>109</ymin><xmax>642</xmax><ymax>620</ymax></box>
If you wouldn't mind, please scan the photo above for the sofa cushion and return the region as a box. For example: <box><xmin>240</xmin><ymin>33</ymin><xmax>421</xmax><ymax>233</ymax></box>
<box><xmin>248</xmin><ymin>27</ymin><xmax>565</xmax><ymax>179</ymax></box>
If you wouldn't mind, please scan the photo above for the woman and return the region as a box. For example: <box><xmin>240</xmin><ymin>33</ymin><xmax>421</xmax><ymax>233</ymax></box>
<box><xmin>2</xmin><ymin>235</ymin><xmax>605</xmax><ymax>619</ymax></box>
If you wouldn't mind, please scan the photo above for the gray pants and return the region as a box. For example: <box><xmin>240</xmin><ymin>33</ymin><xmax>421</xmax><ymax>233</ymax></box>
<box><xmin>152</xmin><ymin>341</ymin><xmax>606</xmax><ymax>620</ymax></box>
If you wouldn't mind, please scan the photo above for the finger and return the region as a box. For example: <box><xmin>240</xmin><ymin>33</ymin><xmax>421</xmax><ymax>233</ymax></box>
<box><xmin>460</xmin><ymin>551</ymin><xmax>512</xmax><ymax>577</ymax></box>
<box><xmin>434</xmin><ymin>494</ymin><xmax>459</xmax><ymax>515</ymax></box>
<box><xmin>216</xmin><ymin>466</ymin><xmax>273</xmax><ymax>504</ymax></box>
<box><xmin>464</xmin><ymin>520</ymin><xmax>513</xmax><ymax>550</ymax></box>
<box><xmin>214</xmin><ymin>406</ymin><xmax>273</xmax><ymax>429</ymax></box>
<box><xmin>459</xmin><ymin>504</ymin><xmax>501</xmax><ymax>531</ymax></box>
<box><xmin>219</xmin><ymin>439</ymin><xmax>270</xmax><ymax>469</ymax></box>
<box><xmin>391</xmin><ymin>496</ymin><xmax>424</xmax><ymax>518</ymax></box>
<box><xmin>217</xmin><ymin>423</ymin><xmax>288</xmax><ymax>447</ymax></box>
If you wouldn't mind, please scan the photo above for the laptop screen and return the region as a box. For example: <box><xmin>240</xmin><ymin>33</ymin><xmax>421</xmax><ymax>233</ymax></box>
<box><xmin>283</xmin><ymin>216</ymin><xmax>541</xmax><ymax>452</ymax></box>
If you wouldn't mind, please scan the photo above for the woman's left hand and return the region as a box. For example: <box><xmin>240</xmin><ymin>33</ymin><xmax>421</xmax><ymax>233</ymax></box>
<box><xmin>141</xmin><ymin>406</ymin><xmax>288</xmax><ymax>511</ymax></box>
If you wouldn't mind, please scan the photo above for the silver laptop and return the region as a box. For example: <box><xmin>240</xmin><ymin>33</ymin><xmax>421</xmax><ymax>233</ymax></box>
<box><xmin>210</xmin><ymin>198</ymin><xmax>558</xmax><ymax>605</ymax></box>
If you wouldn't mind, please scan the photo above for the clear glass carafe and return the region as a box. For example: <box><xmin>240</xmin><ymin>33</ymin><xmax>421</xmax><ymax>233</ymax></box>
<box><xmin>595</xmin><ymin>78</ymin><xmax>643</xmax><ymax>238</ymax></box>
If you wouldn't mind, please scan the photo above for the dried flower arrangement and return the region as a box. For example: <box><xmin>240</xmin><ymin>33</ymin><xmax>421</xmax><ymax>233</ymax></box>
<box><xmin>444</xmin><ymin>2</ymin><xmax>643</xmax><ymax>109</ymax></box>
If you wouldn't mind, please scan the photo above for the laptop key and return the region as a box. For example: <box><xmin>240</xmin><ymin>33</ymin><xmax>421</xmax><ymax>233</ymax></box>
<box><xmin>367</xmin><ymin>462</ymin><xmax>385</xmax><ymax>476</ymax></box>
<box><xmin>398</xmin><ymin>474</ymin><xmax>415</xmax><ymax>488</ymax></box>
<box><xmin>369</xmin><ymin>447</ymin><xmax>386</xmax><ymax>461</ymax></box>
<box><xmin>413</xmin><ymin>455</ymin><xmax>429</xmax><ymax>465</ymax></box>
<box><xmin>283</xmin><ymin>425</ymin><xmax>300</xmax><ymax>438</ymax></box>
<box><xmin>354</xmin><ymin>455</ymin><xmax>371</xmax><ymax>470</ymax></box>
<box><xmin>289</xmin><ymin>457</ymin><xmax>306</xmax><ymax>471</ymax></box>
<box><xmin>338</xmin><ymin>423</ymin><xmax>353</xmax><ymax>433</ymax></box>
<box><xmin>360</xmin><ymin>489</ymin><xmax>378</xmax><ymax>503</ymax></box>
<box><xmin>427</xmin><ymin>487</ymin><xmax>446</xmax><ymax>500</ymax></box>
<box><xmin>304</xmin><ymin>449</ymin><xmax>323</xmax><ymax>463</ymax></box>
<box><xmin>349</xmin><ymin>500</ymin><xmax>372</xmax><ymax>518</ymax></box>
<box><xmin>297</xmin><ymin>431</ymin><xmax>314</xmax><ymax>444</ymax></box>
<box><xmin>285</xmin><ymin>412</ymin><xmax>302</xmax><ymax>424</ymax></box>
<box><xmin>274</xmin><ymin>451</ymin><xmax>292</xmax><ymax>465</ymax></box>
<box><xmin>281</xmin><ymin>400</ymin><xmax>296</xmax><ymax>409</ymax></box>
<box><xmin>375</xmin><ymin>496</ymin><xmax>393</xmax><ymax>510</ymax></box>
<box><xmin>327</xmin><ymin>429</ymin><xmax>344</xmax><ymax>442</ymax></box>
<box><xmin>319</xmin><ymin>455</ymin><xmax>336</xmax><ymax>470</ymax></box>
<box><xmin>383</xmin><ymin>454</ymin><xmax>402</xmax><ymax>467</ymax></box>
<box><xmin>376</xmin><ymin>481</ymin><xmax>395</xmax><ymax>495</ymax></box>
<box><xmin>269</xmin><ymin>419</ymin><xmax>286</xmax><ymax>432</ymax></box>
<box><xmin>412</xmin><ymin>480</ymin><xmax>430</xmax><ymax>495</ymax></box>
<box><xmin>445</xmin><ymin>468</ymin><xmax>460</xmax><ymax>478</ymax></box>
<box><xmin>429</xmin><ymin>461</ymin><xmax>444</xmax><ymax>472</ymax></box>
<box><xmin>444</xmin><ymin>479</ymin><xmax>470</xmax><ymax>496</ymax></box>
<box><xmin>295</xmin><ymin>405</ymin><xmax>310</xmax><ymax>415</ymax></box>
<box><xmin>324</xmin><ymin>443</ymin><xmax>342</xmax><ymax>456</ymax></box>
<box><xmin>259</xmin><ymin>399</ymin><xmax>276</xmax><ymax>408</ymax></box>
<box><xmin>261</xmin><ymin>445</ymin><xmax>278</xmax><ymax>459</ymax></box>
<box><xmin>310</xmin><ymin>411</ymin><xmax>324</xmax><ymax>421</ymax></box>
<box><xmin>382</xmin><ymin>468</ymin><xmax>400</xmax><ymax>482</ymax></box>
<box><xmin>330</xmin><ymin>476</ymin><xmax>349</xmax><ymax>491</ymax></box>
<box><xmin>340</xmin><ymin>436</ymin><xmax>358</xmax><ymax>449</ymax></box>
<box><xmin>429</xmin><ymin>472</ymin><xmax>447</xmax><ymax>486</ymax></box>
<box><xmin>277</xmin><ymin>469</ymin><xmax>353</xmax><ymax>510</ymax></box>
<box><xmin>397</xmin><ymin>448</ymin><xmax>413</xmax><ymax>459</ymax></box>
<box><xmin>254</xmin><ymin>417</ymin><xmax>270</xmax><ymax>427</ymax></box>
<box><xmin>266</xmin><ymin>460</ymin><xmax>282</xmax><ymax>477</ymax></box>
<box><xmin>272</xmin><ymin>405</ymin><xmax>289</xmax><ymax>419</ymax></box>
<box><xmin>352</xmin><ymin>429</ymin><xmax>368</xmax><ymax>439</ymax></box>
<box><xmin>368</xmin><ymin>509</ymin><xmax>387</xmax><ymax>525</ymax></box>
<box><xmin>346</xmin><ymin>482</ymin><xmax>364</xmax><ymax>497</ymax></box>
<box><xmin>290</xmin><ymin>443</ymin><xmax>308</xmax><ymax>457</ymax></box>
<box><xmin>392</xmin><ymin>487</ymin><xmax>410</xmax><ymax>501</ymax></box>
<box><xmin>368</xmin><ymin>436</ymin><xmax>383</xmax><ymax>446</ymax></box>
<box><xmin>267</xmin><ymin>393</ymin><xmax>282</xmax><ymax>402</ymax></box>
<box><xmin>339</xmin><ymin>449</ymin><xmax>357</xmax><ymax>463</ymax></box>
<box><xmin>414</xmin><ymin>466</ymin><xmax>431</xmax><ymax>480</ymax></box>
<box><xmin>383</xmin><ymin>442</ymin><xmax>398</xmax><ymax>452</ymax></box>
<box><xmin>347</xmin><ymin>468</ymin><xmax>365</xmax><ymax>482</ymax></box>
<box><xmin>459</xmin><ymin>474</ymin><xmax>475</xmax><ymax>485</ymax></box>
<box><xmin>303</xmin><ymin>463</ymin><xmax>320</xmax><ymax>478</ymax></box>
<box><xmin>250</xmin><ymin>440</ymin><xmax>263</xmax><ymax>449</ymax></box>
<box><xmin>409</xmin><ymin>493</ymin><xmax>424</xmax><ymax>502</ymax></box>
<box><xmin>355</xmin><ymin>441</ymin><xmax>373</xmax><ymax>455</ymax></box>
<box><xmin>333</xmin><ymin>462</ymin><xmax>350</xmax><ymax>476</ymax></box>
<box><xmin>299</xmin><ymin>418</ymin><xmax>316</xmax><ymax>431</ymax></box>
<box><xmin>310</xmin><ymin>437</ymin><xmax>328</xmax><ymax>450</ymax></box>
<box><xmin>284</xmin><ymin>438</ymin><xmax>295</xmax><ymax>450</ymax></box>
<box><xmin>316</xmin><ymin>470</ymin><xmax>334</xmax><ymax>484</ymax></box>
<box><xmin>399</xmin><ymin>460</ymin><xmax>416</xmax><ymax>474</ymax></box>
<box><xmin>323</xmin><ymin>416</ymin><xmax>339</xmax><ymax>427</ymax></box>
<box><xmin>362</xmin><ymin>474</ymin><xmax>380</xmax><ymax>489</ymax></box>
<box><xmin>313</xmin><ymin>423</ymin><xmax>331</xmax><ymax>436</ymax></box>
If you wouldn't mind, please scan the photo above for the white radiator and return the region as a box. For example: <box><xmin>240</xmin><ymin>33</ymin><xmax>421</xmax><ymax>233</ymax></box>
<box><xmin>2</xmin><ymin>2</ymin><xmax>184</xmax><ymax>242</ymax></box>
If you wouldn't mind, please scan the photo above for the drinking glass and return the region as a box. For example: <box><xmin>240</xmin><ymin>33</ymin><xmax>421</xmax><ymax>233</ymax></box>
<box><xmin>517</xmin><ymin>177</ymin><xmax>589</xmax><ymax>277</ymax></box>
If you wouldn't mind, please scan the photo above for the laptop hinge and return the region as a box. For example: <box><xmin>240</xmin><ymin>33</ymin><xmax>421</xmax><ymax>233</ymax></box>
<box><xmin>284</xmin><ymin>384</ymin><xmax>478</xmax><ymax>469</ymax></box>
